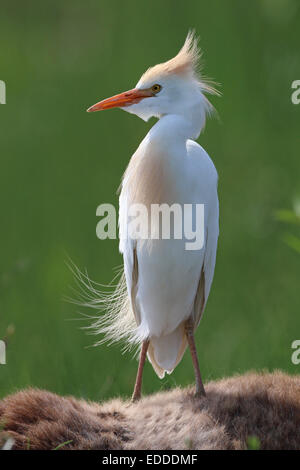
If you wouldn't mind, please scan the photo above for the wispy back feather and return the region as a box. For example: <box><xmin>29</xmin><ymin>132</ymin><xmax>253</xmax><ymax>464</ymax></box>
<box><xmin>67</xmin><ymin>262</ymin><xmax>138</xmax><ymax>352</ymax></box>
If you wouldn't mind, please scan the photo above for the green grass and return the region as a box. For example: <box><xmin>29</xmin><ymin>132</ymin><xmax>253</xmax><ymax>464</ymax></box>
<box><xmin>0</xmin><ymin>0</ymin><xmax>299</xmax><ymax>402</ymax></box>
<box><xmin>53</xmin><ymin>440</ymin><xmax>73</xmax><ymax>450</ymax></box>
<box><xmin>247</xmin><ymin>435</ymin><xmax>261</xmax><ymax>451</ymax></box>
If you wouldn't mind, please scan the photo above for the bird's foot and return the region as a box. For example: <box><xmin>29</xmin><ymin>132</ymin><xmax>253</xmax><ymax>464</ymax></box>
<box><xmin>131</xmin><ymin>392</ymin><xmax>141</xmax><ymax>403</ymax></box>
<box><xmin>194</xmin><ymin>384</ymin><xmax>206</xmax><ymax>399</ymax></box>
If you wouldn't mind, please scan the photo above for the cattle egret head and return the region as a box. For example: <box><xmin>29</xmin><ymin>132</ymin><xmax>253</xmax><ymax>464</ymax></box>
<box><xmin>87</xmin><ymin>32</ymin><xmax>217</xmax><ymax>139</ymax></box>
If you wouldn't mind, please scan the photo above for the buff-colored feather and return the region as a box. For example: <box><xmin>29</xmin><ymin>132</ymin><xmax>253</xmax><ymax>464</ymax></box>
<box><xmin>139</xmin><ymin>30</ymin><xmax>218</xmax><ymax>96</ymax></box>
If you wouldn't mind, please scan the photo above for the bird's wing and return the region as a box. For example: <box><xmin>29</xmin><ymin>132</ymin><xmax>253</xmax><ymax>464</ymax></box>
<box><xmin>185</xmin><ymin>140</ymin><xmax>219</xmax><ymax>330</ymax></box>
<box><xmin>193</xmin><ymin>266</ymin><xmax>206</xmax><ymax>329</ymax></box>
<box><xmin>119</xmin><ymin>181</ymin><xmax>142</xmax><ymax>329</ymax></box>
<box><xmin>130</xmin><ymin>246</ymin><xmax>141</xmax><ymax>327</ymax></box>
<box><xmin>193</xmin><ymin>199</ymin><xmax>219</xmax><ymax>329</ymax></box>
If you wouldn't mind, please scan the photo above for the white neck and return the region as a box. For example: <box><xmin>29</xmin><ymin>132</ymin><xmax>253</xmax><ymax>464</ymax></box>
<box><xmin>148</xmin><ymin>113</ymin><xmax>204</xmax><ymax>151</ymax></box>
<box><xmin>152</xmin><ymin>99</ymin><xmax>208</xmax><ymax>144</ymax></box>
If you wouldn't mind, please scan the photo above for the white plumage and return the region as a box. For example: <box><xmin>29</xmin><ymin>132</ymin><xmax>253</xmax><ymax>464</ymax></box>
<box><xmin>87</xmin><ymin>32</ymin><xmax>219</xmax><ymax>399</ymax></box>
<box><xmin>119</xmin><ymin>124</ymin><xmax>219</xmax><ymax>377</ymax></box>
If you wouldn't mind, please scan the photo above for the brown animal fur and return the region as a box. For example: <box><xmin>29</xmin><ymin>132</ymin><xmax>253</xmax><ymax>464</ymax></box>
<box><xmin>1</xmin><ymin>371</ymin><xmax>300</xmax><ymax>450</ymax></box>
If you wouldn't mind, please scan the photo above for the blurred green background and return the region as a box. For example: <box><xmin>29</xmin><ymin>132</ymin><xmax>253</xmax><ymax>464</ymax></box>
<box><xmin>0</xmin><ymin>0</ymin><xmax>299</xmax><ymax>401</ymax></box>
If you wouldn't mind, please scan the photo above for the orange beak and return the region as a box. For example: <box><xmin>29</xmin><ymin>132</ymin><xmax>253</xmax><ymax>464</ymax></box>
<box><xmin>87</xmin><ymin>88</ymin><xmax>153</xmax><ymax>112</ymax></box>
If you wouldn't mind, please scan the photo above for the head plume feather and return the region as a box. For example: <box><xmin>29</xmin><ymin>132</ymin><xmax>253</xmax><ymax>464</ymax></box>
<box><xmin>139</xmin><ymin>31</ymin><xmax>218</xmax><ymax>96</ymax></box>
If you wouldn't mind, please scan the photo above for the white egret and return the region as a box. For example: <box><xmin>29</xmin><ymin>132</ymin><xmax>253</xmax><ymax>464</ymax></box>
<box><xmin>87</xmin><ymin>32</ymin><xmax>219</xmax><ymax>401</ymax></box>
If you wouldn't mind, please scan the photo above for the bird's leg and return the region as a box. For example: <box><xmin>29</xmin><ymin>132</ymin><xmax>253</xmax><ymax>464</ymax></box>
<box><xmin>131</xmin><ymin>339</ymin><xmax>149</xmax><ymax>403</ymax></box>
<box><xmin>185</xmin><ymin>317</ymin><xmax>206</xmax><ymax>398</ymax></box>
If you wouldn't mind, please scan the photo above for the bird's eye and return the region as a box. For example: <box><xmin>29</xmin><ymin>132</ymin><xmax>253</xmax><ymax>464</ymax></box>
<box><xmin>151</xmin><ymin>84</ymin><xmax>162</xmax><ymax>94</ymax></box>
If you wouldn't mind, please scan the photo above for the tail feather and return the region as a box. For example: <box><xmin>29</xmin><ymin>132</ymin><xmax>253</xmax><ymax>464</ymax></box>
<box><xmin>147</xmin><ymin>324</ymin><xmax>187</xmax><ymax>378</ymax></box>
<box><xmin>68</xmin><ymin>261</ymin><xmax>188</xmax><ymax>376</ymax></box>
<box><xmin>67</xmin><ymin>262</ymin><xmax>138</xmax><ymax>351</ymax></box>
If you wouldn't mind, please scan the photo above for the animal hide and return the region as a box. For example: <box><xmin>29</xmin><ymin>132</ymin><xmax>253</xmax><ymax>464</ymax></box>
<box><xmin>1</xmin><ymin>371</ymin><xmax>299</xmax><ymax>450</ymax></box>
